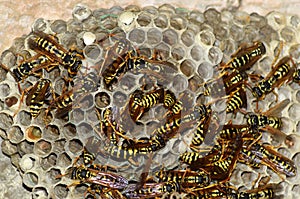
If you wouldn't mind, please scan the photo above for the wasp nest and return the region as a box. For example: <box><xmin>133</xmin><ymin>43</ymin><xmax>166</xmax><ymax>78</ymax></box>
<box><xmin>0</xmin><ymin>3</ymin><xmax>299</xmax><ymax>199</ymax></box>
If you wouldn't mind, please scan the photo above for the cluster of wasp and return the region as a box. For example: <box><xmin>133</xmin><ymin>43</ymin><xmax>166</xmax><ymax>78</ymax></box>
<box><xmin>1</xmin><ymin>29</ymin><xmax>299</xmax><ymax>199</ymax></box>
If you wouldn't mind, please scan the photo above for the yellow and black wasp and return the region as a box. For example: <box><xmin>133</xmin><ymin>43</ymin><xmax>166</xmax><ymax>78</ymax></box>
<box><xmin>221</xmin><ymin>41</ymin><xmax>266</xmax><ymax>72</ymax></box>
<box><xmin>28</xmin><ymin>31</ymin><xmax>83</xmax><ymax>78</ymax></box>
<box><xmin>252</xmin><ymin>56</ymin><xmax>295</xmax><ymax>101</ymax></box>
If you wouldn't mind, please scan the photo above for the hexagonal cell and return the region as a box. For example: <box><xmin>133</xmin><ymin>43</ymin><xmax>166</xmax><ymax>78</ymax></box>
<box><xmin>72</xmin><ymin>4</ymin><xmax>92</xmax><ymax>22</ymax></box>
<box><xmin>83</xmin><ymin>44</ymin><xmax>102</xmax><ymax>62</ymax></box>
<box><xmin>288</xmin><ymin>103</ymin><xmax>300</xmax><ymax>122</ymax></box>
<box><xmin>181</xmin><ymin>29</ymin><xmax>195</xmax><ymax>47</ymax></box>
<box><xmin>128</xmin><ymin>29</ymin><xmax>146</xmax><ymax>44</ymax></box>
<box><xmin>213</xmin><ymin>22</ymin><xmax>230</xmax><ymax>41</ymax></box>
<box><xmin>69</xmin><ymin>108</ymin><xmax>85</xmax><ymax>124</ymax></box>
<box><xmin>147</xmin><ymin>28</ymin><xmax>163</xmax><ymax>45</ymax></box>
<box><xmin>54</xmin><ymin>184</ymin><xmax>69</xmax><ymax>199</ymax></box>
<box><xmin>207</xmin><ymin>46</ymin><xmax>223</xmax><ymax>65</ymax></box>
<box><xmin>68</xmin><ymin>139</ymin><xmax>83</xmax><ymax>154</ymax></box>
<box><xmin>188</xmin><ymin>75</ymin><xmax>204</xmax><ymax>93</ymax></box>
<box><xmin>23</xmin><ymin>171</ymin><xmax>39</xmax><ymax>189</ymax></box>
<box><xmin>190</xmin><ymin>45</ymin><xmax>204</xmax><ymax>62</ymax></box>
<box><xmin>197</xmin><ymin>61</ymin><xmax>213</xmax><ymax>79</ymax></box>
<box><xmin>57</xmin><ymin>152</ymin><xmax>72</xmax><ymax>168</ymax></box>
<box><xmin>113</xmin><ymin>91</ymin><xmax>128</xmax><ymax>107</ymax></box>
<box><xmin>32</xmin><ymin>18</ymin><xmax>50</xmax><ymax>32</ymax></box>
<box><xmin>17</xmin><ymin>110</ymin><xmax>32</xmax><ymax>126</ymax></box>
<box><xmin>5</xmin><ymin>96</ymin><xmax>18</xmax><ymax>107</ymax></box>
<box><xmin>119</xmin><ymin>74</ymin><xmax>138</xmax><ymax>92</ymax></box>
<box><xmin>280</xmin><ymin>26</ymin><xmax>296</xmax><ymax>43</ymax></box>
<box><xmin>45</xmin><ymin>168</ymin><xmax>62</xmax><ymax>184</ymax></box>
<box><xmin>0</xmin><ymin>50</ymin><xmax>17</xmax><ymax>68</ymax></box>
<box><xmin>180</xmin><ymin>59</ymin><xmax>195</xmax><ymax>77</ymax></box>
<box><xmin>155</xmin><ymin>42</ymin><xmax>171</xmax><ymax>60</ymax></box>
<box><xmin>137</xmin><ymin>12</ymin><xmax>152</xmax><ymax>27</ymax></box>
<box><xmin>95</xmin><ymin>92</ymin><xmax>111</xmax><ymax>108</ymax></box>
<box><xmin>41</xmin><ymin>153</ymin><xmax>57</xmax><ymax>170</ymax></box>
<box><xmin>163</xmin><ymin>29</ymin><xmax>178</xmax><ymax>46</ymax></box>
<box><xmin>172</xmin><ymin>74</ymin><xmax>188</xmax><ymax>92</ymax></box>
<box><xmin>170</xmin><ymin>15</ymin><xmax>187</xmax><ymax>30</ymax></box>
<box><xmin>34</xmin><ymin>139</ymin><xmax>52</xmax><ymax>157</ymax></box>
<box><xmin>32</xmin><ymin>186</ymin><xmax>49</xmax><ymax>198</ymax></box>
<box><xmin>50</xmin><ymin>19</ymin><xmax>67</xmax><ymax>34</ymax></box>
<box><xmin>154</xmin><ymin>14</ymin><xmax>168</xmax><ymax>29</ymax></box>
<box><xmin>43</xmin><ymin>125</ymin><xmax>60</xmax><ymax>141</ymax></box>
<box><xmin>62</xmin><ymin>123</ymin><xmax>77</xmax><ymax>139</ymax></box>
<box><xmin>171</xmin><ymin>45</ymin><xmax>186</xmax><ymax>61</ymax></box>
<box><xmin>19</xmin><ymin>154</ymin><xmax>37</xmax><ymax>172</ymax></box>
<box><xmin>25</xmin><ymin>126</ymin><xmax>42</xmax><ymax>142</ymax></box>
<box><xmin>0</xmin><ymin>83</ymin><xmax>10</xmax><ymax>98</ymax></box>
<box><xmin>204</xmin><ymin>8</ymin><xmax>221</xmax><ymax>25</ymax></box>
<box><xmin>1</xmin><ymin>140</ymin><xmax>18</xmax><ymax>156</ymax></box>
<box><xmin>18</xmin><ymin>140</ymin><xmax>34</xmax><ymax>156</ymax></box>
<box><xmin>197</xmin><ymin>30</ymin><xmax>215</xmax><ymax>46</ymax></box>
<box><xmin>0</xmin><ymin>112</ymin><xmax>13</xmax><ymax>130</ymax></box>
<box><xmin>7</xmin><ymin>126</ymin><xmax>24</xmax><ymax>144</ymax></box>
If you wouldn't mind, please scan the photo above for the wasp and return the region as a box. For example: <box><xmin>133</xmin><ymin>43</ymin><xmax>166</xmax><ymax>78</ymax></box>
<box><xmin>252</xmin><ymin>56</ymin><xmax>295</xmax><ymax>100</ymax></box>
<box><xmin>47</xmin><ymin>72</ymin><xmax>99</xmax><ymax>118</ymax></box>
<box><xmin>128</xmin><ymin>88</ymin><xmax>165</xmax><ymax>122</ymax></box>
<box><xmin>101</xmin><ymin>38</ymin><xmax>134</xmax><ymax>89</ymax></box>
<box><xmin>86</xmin><ymin>184</ymin><xmax>126</xmax><ymax>199</ymax></box>
<box><xmin>203</xmin><ymin>135</ymin><xmax>243</xmax><ymax>181</ymax></box>
<box><xmin>156</xmin><ymin>168</ymin><xmax>211</xmax><ymax>188</ymax></box>
<box><xmin>246</xmin><ymin>99</ymin><xmax>289</xmax><ymax>129</ymax></box>
<box><xmin>98</xmin><ymin>107</ymin><xmax>126</xmax><ymax>145</ymax></box>
<box><xmin>203</xmin><ymin>70</ymin><xmax>248</xmax><ymax>97</ymax></box>
<box><xmin>69</xmin><ymin>165</ymin><xmax>128</xmax><ymax>189</ymax></box>
<box><xmin>226</xmin><ymin>84</ymin><xmax>247</xmax><ymax>114</ymax></box>
<box><xmin>163</xmin><ymin>89</ymin><xmax>177</xmax><ymax>108</ymax></box>
<box><xmin>190</xmin><ymin>108</ymin><xmax>214</xmax><ymax>150</ymax></box>
<box><xmin>128</xmin><ymin>89</ymin><xmax>144</xmax><ymax>122</ymax></box>
<box><xmin>0</xmin><ymin>54</ymin><xmax>55</xmax><ymax>83</ymax></box>
<box><xmin>250</xmin><ymin>143</ymin><xmax>297</xmax><ymax>177</ymax></box>
<box><xmin>221</xmin><ymin>41</ymin><xmax>266</xmax><ymax>72</ymax></box>
<box><xmin>238</xmin><ymin>185</ymin><xmax>274</xmax><ymax>199</ymax></box>
<box><xmin>21</xmin><ymin>78</ymin><xmax>52</xmax><ymax>118</ymax></box>
<box><xmin>179</xmin><ymin>140</ymin><xmax>224</xmax><ymax>166</ymax></box>
<box><xmin>293</xmin><ymin>68</ymin><xmax>300</xmax><ymax>83</ymax></box>
<box><xmin>28</xmin><ymin>31</ymin><xmax>83</xmax><ymax>78</ymax></box>
<box><xmin>187</xmin><ymin>184</ymin><xmax>238</xmax><ymax>199</ymax></box>
<box><xmin>123</xmin><ymin>181</ymin><xmax>180</xmax><ymax>199</ymax></box>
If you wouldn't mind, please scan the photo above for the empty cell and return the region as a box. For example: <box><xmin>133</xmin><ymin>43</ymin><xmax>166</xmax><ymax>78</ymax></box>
<box><xmin>207</xmin><ymin>46</ymin><xmax>223</xmax><ymax>65</ymax></box>
<box><xmin>197</xmin><ymin>30</ymin><xmax>215</xmax><ymax>46</ymax></box>
<box><xmin>113</xmin><ymin>91</ymin><xmax>128</xmax><ymax>107</ymax></box>
<box><xmin>137</xmin><ymin>12</ymin><xmax>152</xmax><ymax>26</ymax></box>
<box><xmin>50</xmin><ymin>20</ymin><xmax>67</xmax><ymax>34</ymax></box>
<box><xmin>171</xmin><ymin>45</ymin><xmax>185</xmax><ymax>61</ymax></box>
<box><xmin>281</xmin><ymin>26</ymin><xmax>296</xmax><ymax>43</ymax></box>
<box><xmin>18</xmin><ymin>140</ymin><xmax>34</xmax><ymax>156</ymax></box>
<box><xmin>154</xmin><ymin>14</ymin><xmax>168</xmax><ymax>29</ymax></box>
<box><xmin>34</xmin><ymin>139</ymin><xmax>52</xmax><ymax>157</ymax></box>
<box><xmin>83</xmin><ymin>44</ymin><xmax>102</xmax><ymax>62</ymax></box>
<box><xmin>32</xmin><ymin>186</ymin><xmax>49</xmax><ymax>198</ymax></box>
<box><xmin>147</xmin><ymin>28</ymin><xmax>163</xmax><ymax>45</ymax></box>
<box><xmin>62</xmin><ymin>123</ymin><xmax>77</xmax><ymax>138</ymax></box>
<box><xmin>17</xmin><ymin>110</ymin><xmax>32</xmax><ymax>126</ymax></box>
<box><xmin>46</xmin><ymin>168</ymin><xmax>61</xmax><ymax>184</ymax></box>
<box><xmin>172</xmin><ymin>74</ymin><xmax>188</xmax><ymax>92</ymax></box>
<box><xmin>69</xmin><ymin>108</ymin><xmax>84</xmax><ymax>124</ymax></box>
<box><xmin>40</xmin><ymin>153</ymin><xmax>57</xmax><ymax>170</ymax></box>
<box><xmin>129</xmin><ymin>29</ymin><xmax>145</xmax><ymax>44</ymax></box>
<box><xmin>72</xmin><ymin>4</ymin><xmax>92</xmax><ymax>22</ymax></box>
<box><xmin>23</xmin><ymin>171</ymin><xmax>39</xmax><ymax>188</ymax></box>
<box><xmin>7</xmin><ymin>126</ymin><xmax>24</xmax><ymax>144</ymax></box>
<box><xmin>163</xmin><ymin>29</ymin><xmax>178</xmax><ymax>46</ymax></box>
<box><xmin>68</xmin><ymin>139</ymin><xmax>83</xmax><ymax>154</ymax></box>
<box><xmin>1</xmin><ymin>140</ymin><xmax>18</xmax><ymax>156</ymax></box>
<box><xmin>57</xmin><ymin>152</ymin><xmax>72</xmax><ymax>167</ymax></box>
<box><xmin>180</xmin><ymin>59</ymin><xmax>195</xmax><ymax>77</ymax></box>
<box><xmin>190</xmin><ymin>45</ymin><xmax>204</xmax><ymax>61</ymax></box>
<box><xmin>181</xmin><ymin>29</ymin><xmax>195</xmax><ymax>47</ymax></box>
<box><xmin>54</xmin><ymin>184</ymin><xmax>69</xmax><ymax>198</ymax></box>
<box><xmin>170</xmin><ymin>15</ymin><xmax>187</xmax><ymax>30</ymax></box>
